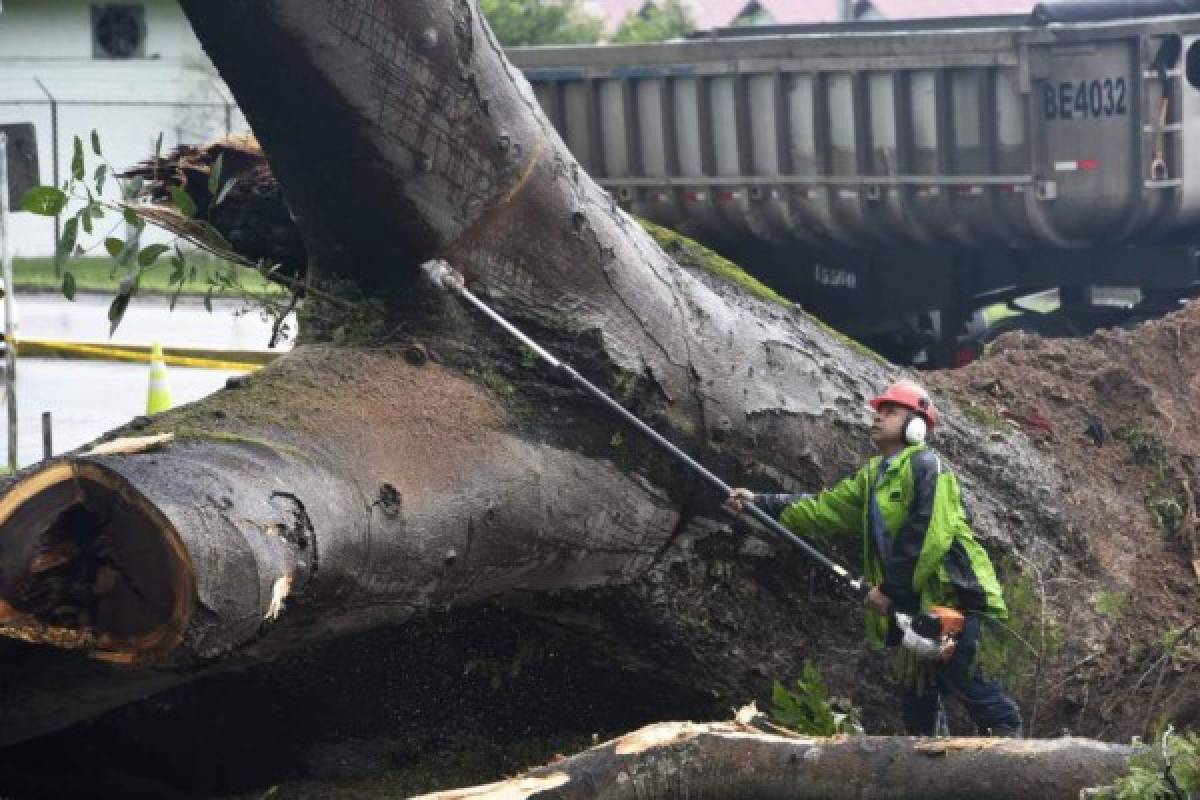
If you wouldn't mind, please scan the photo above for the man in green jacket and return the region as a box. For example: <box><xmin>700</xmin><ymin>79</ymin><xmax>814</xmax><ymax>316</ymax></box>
<box><xmin>727</xmin><ymin>380</ymin><xmax>1023</xmax><ymax>737</ymax></box>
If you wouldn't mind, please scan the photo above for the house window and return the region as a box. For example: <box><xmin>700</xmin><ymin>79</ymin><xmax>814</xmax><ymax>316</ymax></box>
<box><xmin>92</xmin><ymin>5</ymin><xmax>146</xmax><ymax>59</ymax></box>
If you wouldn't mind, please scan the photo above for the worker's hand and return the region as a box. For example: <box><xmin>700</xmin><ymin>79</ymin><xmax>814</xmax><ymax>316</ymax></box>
<box><xmin>725</xmin><ymin>488</ymin><xmax>756</xmax><ymax>513</ymax></box>
<box><xmin>938</xmin><ymin>639</ymin><xmax>958</xmax><ymax>662</ymax></box>
<box><xmin>865</xmin><ymin>586</ymin><xmax>892</xmax><ymax>614</ymax></box>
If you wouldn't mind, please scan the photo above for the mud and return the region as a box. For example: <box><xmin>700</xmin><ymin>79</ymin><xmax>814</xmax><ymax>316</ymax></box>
<box><xmin>0</xmin><ymin>606</ymin><xmax>708</xmax><ymax>799</ymax></box>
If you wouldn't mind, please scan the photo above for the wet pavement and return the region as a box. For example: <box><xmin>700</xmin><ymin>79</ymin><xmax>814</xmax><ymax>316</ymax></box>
<box><xmin>11</xmin><ymin>292</ymin><xmax>293</xmax><ymax>351</ymax></box>
<box><xmin>9</xmin><ymin>359</ymin><xmax>244</xmax><ymax>467</ymax></box>
<box><xmin>3</xmin><ymin>293</ymin><xmax>295</xmax><ymax>468</ymax></box>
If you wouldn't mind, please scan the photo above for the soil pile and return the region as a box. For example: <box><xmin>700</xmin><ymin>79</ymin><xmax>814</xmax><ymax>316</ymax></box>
<box><xmin>927</xmin><ymin>305</ymin><xmax>1200</xmax><ymax>739</ymax></box>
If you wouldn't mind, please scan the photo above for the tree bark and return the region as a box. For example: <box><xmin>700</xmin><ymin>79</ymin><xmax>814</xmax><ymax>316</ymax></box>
<box><xmin>414</xmin><ymin>724</ymin><xmax>1133</xmax><ymax>800</ymax></box>
<box><xmin>0</xmin><ymin>0</ymin><xmax>1126</xmax><ymax>774</ymax></box>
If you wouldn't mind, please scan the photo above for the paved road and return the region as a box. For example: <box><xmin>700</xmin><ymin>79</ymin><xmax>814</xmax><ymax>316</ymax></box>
<box><xmin>10</xmin><ymin>359</ymin><xmax>244</xmax><ymax>467</ymax></box>
<box><xmin>12</xmin><ymin>292</ymin><xmax>295</xmax><ymax>351</ymax></box>
<box><xmin>3</xmin><ymin>294</ymin><xmax>295</xmax><ymax>468</ymax></box>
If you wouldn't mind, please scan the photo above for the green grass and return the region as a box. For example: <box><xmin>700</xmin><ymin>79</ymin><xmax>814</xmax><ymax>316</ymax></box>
<box><xmin>975</xmin><ymin>562</ymin><xmax>1060</xmax><ymax>696</ymax></box>
<box><xmin>960</xmin><ymin>401</ymin><xmax>1011</xmax><ymax>431</ymax></box>
<box><xmin>1091</xmin><ymin>590</ymin><xmax>1129</xmax><ymax>620</ymax></box>
<box><xmin>13</xmin><ymin>257</ymin><xmax>286</xmax><ymax>297</ymax></box>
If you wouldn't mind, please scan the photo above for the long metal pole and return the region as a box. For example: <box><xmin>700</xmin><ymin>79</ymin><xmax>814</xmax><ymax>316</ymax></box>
<box><xmin>41</xmin><ymin>412</ymin><xmax>51</xmax><ymax>461</ymax></box>
<box><xmin>33</xmin><ymin>78</ymin><xmax>59</xmax><ymax>266</ymax></box>
<box><xmin>1</xmin><ymin>132</ymin><xmax>17</xmax><ymax>472</ymax></box>
<box><xmin>420</xmin><ymin>260</ymin><xmax>866</xmax><ymax>597</ymax></box>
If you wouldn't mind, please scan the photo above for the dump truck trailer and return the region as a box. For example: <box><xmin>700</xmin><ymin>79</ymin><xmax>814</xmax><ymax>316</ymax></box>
<box><xmin>510</xmin><ymin>1</ymin><xmax>1200</xmax><ymax>363</ymax></box>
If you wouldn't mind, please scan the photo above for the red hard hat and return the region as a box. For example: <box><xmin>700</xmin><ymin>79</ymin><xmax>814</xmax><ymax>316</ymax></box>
<box><xmin>869</xmin><ymin>380</ymin><xmax>938</xmax><ymax>428</ymax></box>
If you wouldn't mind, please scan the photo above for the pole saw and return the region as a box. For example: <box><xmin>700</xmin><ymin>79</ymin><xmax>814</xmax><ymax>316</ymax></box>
<box><xmin>422</xmin><ymin>260</ymin><xmax>963</xmax><ymax>660</ymax></box>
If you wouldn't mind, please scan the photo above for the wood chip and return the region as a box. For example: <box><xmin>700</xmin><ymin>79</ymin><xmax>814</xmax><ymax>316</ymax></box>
<box><xmin>84</xmin><ymin>433</ymin><xmax>175</xmax><ymax>457</ymax></box>
<box><xmin>0</xmin><ymin>597</ymin><xmax>20</xmax><ymax>624</ymax></box>
<box><xmin>29</xmin><ymin>544</ymin><xmax>77</xmax><ymax>574</ymax></box>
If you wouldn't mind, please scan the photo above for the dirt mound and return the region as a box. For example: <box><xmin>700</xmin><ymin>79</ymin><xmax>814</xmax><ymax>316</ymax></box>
<box><xmin>927</xmin><ymin>304</ymin><xmax>1200</xmax><ymax>739</ymax></box>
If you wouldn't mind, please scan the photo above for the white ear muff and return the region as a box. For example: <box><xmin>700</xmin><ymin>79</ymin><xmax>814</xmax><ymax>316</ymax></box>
<box><xmin>905</xmin><ymin>414</ymin><xmax>927</xmax><ymax>445</ymax></box>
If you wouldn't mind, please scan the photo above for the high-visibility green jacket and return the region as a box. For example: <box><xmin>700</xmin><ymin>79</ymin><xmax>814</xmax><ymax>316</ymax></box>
<box><xmin>763</xmin><ymin>444</ymin><xmax>1007</xmax><ymax>649</ymax></box>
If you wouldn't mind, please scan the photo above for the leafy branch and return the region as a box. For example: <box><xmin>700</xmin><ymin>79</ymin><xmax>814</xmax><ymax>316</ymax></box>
<box><xmin>769</xmin><ymin>662</ymin><xmax>864</xmax><ymax>736</ymax></box>
<box><xmin>19</xmin><ymin>129</ymin><xmax>349</xmax><ymax>339</ymax></box>
<box><xmin>1103</xmin><ymin>726</ymin><xmax>1199</xmax><ymax>800</ymax></box>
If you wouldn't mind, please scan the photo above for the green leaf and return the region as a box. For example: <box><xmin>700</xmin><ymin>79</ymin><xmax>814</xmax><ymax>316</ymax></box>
<box><xmin>213</xmin><ymin>176</ymin><xmax>237</xmax><ymax>209</ymax></box>
<box><xmin>768</xmin><ymin>662</ymin><xmax>860</xmax><ymax>737</ymax></box>
<box><xmin>94</xmin><ymin>164</ymin><xmax>107</xmax><ymax>195</ymax></box>
<box><xmin>122</xmin><ymin>208</ymin><xmax>143</xmax><ymax>230</ymax></box>
<box><xmin>90</xmin><ymin>129</ymin><xmax>102</xmax><ymax>156</ymax></box>
<box><xmin>104</xmin><ymin>237</ymin><xmax>125</xmax><ymax>259</ymax></box>
<box><xmin>124</xmin><ymin>175</ymin><xmax>145</xmax><ymax>201</ymax></box>
<box><xmin>208</xmin><ymin>153</ymin><xmax>224</xmax><ymax>195</ymax></box>
<box><xmin>71</xmin><ymin>135</ymin><xmax>85</xmax><ymax>181</ymax></box>
<box><xmin>61</xmin><ymin>271</ymin><xmax>77</xmax><ymax>302</ymax></box>
<box><xmin>80</xmin><ymin>206</ymin><xmax>93</xmax><ymax>235</ymax></box>
<box><xmin>137</xmin><ymin>243</ymin><xmax>170</xmax><ymax>268</ymax></box>
<box><xmin>169</xmin><ymin>185</ymin><xmax>197</xmax><ymax>218</ymax></box>
<box><xmin>169</xmin><ymin>253</ymin><xmax>187</xmax><ymax>311</ymax></box>
<box><xmin>20</xmin><ymin>186</ymin><xmax>68</xmax><ymax>216</ymax></box>
<box><xmin>107</xmin><ymin>292</ymin><xmax>132</xmax><ymax>337</ymax></box>
<box><xmin>55</xmin><ymin>216</ymin><xmax>79</xmax><ymax>269</ymax></box>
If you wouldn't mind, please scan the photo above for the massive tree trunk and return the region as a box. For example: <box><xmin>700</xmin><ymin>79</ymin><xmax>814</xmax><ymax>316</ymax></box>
<box><xmin>0</xmin><ymin>1</ymin><xmax>1183</xmax><ymax>794</ymax></box>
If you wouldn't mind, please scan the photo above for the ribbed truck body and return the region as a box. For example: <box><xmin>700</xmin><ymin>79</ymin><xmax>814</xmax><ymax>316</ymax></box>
<box><xmin>511</xmin><ymin>12</ymin><xmax>1200</xmax><ymax>252</ymax></box>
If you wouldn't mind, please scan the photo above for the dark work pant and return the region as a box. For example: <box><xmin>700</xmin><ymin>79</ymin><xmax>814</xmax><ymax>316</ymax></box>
<box><xmin>900</xmin><ymin>615</ymin><xmax>1023</xmax><ymax>736</ymax></box>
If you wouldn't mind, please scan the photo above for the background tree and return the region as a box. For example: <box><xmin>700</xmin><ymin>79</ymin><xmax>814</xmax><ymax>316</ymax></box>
<box><xmin>480</xmin><ymin>0</ymin><xmax>602</xmax><ymax>45</ymax></box>
<box><xmin>612</xmin><ymin>0</ymin><xmax>694</xmax><ymax>43</ymax></box>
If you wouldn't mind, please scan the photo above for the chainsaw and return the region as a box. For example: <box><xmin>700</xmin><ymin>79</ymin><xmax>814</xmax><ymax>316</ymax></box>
<box><xmin>895</xmin><ymin>606</ymin><xmax>965</xmax><ymax>660</ymax></box>
<box><xmin>423</xmin><ymin>260</ymin><xmax>966</xmax><ymax>660</ymax></box>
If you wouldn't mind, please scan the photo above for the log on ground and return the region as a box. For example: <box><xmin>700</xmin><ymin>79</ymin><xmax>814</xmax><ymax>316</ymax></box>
<box><xmin>415</xmin><ymin>723</ymin><xmax>1133</xmax><ymax>800</ymax></box>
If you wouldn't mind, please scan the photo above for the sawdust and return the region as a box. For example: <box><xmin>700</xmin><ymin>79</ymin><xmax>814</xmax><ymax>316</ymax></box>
<box><xmin>613</xmin><ymin>722</ymin><xmax>702</xmax><ymax>754</ymax></box>
<box><xmin>412</xmin><ymin>771</ymin><xmax>569</xmax><ymax>800</ymax></box>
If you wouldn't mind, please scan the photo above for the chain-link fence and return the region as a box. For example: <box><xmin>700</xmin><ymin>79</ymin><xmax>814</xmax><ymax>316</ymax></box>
<box><xmin>0</xmin><ymin>68</ymin><xmax>250</xmax><ymax>257</ymax></box>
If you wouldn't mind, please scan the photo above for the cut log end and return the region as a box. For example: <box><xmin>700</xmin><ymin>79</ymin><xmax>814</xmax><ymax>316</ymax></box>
<box><xmin>0</xmin><ymin>461</ymin><xmax>193</xmax><ymax>664</ymax></box>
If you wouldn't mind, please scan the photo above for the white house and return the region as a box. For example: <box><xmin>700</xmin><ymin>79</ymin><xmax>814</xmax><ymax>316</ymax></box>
<box><xmin>0</xmin><ymin>0</ymin><xmax>248</xmax><ymax>256</ymax></box>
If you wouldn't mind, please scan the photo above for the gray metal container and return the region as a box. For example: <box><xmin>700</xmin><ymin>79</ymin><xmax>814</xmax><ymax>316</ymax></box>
<box><xmin>510</xmin><ymin>12</ymin><xmax>1200</xmax><ymax>252</ymax></box>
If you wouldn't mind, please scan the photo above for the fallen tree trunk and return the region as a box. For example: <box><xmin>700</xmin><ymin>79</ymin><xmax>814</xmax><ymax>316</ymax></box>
<box><xmin>0</xmin><ymin>0</ymin><xmax>898</xmax><ymax>744</ymax></box>
<box><xmin>415</xmin><ymin>724</ymin><xmax>1134</xmax><ymax>800</ymax></box>
<box><xmin>0</xmin><ymin>1</ymin><xmax>1188</xmax><ymax>784</ymax></box>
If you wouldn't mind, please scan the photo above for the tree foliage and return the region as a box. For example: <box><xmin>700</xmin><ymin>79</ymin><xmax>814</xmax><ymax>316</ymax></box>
<box><xmin>611</xmin><ymin>0</ymin><xmax>694</xmax><ymax>43</ymax></box>
<box><xmin>1111</xmin><ymin>728</ymin><xmax>1198</xmax><ymax>800</ymax></box>
<box><xmin>479</xmin><ymin>0</ymin><xmax>602</xmax><ymax>46</ymax></box>
<box><xmin>769</xmin><ymin>662</ymin><xmax>863</xmax><ymax>736</ymax></box>
<box><xmin>20</xmin><ymin>131</ymin><xmax>291</xmax><ymax>336</ymax></box>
